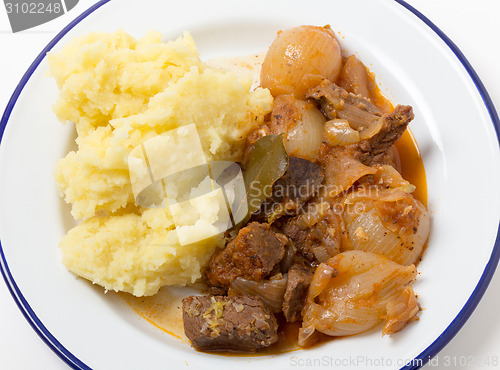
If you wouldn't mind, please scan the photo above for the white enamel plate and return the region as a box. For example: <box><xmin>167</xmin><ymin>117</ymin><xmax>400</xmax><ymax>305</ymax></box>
<box><xmin>1</xmin><ymin>0</ymin><xmax>499</xmax><ymax>369</ymax></box>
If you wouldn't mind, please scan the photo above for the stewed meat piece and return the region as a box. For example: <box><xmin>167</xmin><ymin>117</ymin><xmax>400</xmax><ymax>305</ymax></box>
<box><xmin>307</xmin><ymin>80</ymin><xmax>382</xmax><ymax>128</ymax></box>
<box><xmin>182</xmin><ymin>295</ymin><xmax>278</xmax><ymax>352</ymax></box>
<box><xmin>272</xmin><ymin>157</ymin><xmax>324</xmax><ymax>210</ymax></box>
<box><xmin>282</xmin><ymin>263</ymin><xmax>315</xmax><ymax>322</ymax></box>
<box><xmin>255</xmin><ymin>157</ymin><xmax>325</xmax><ymax>220</ymax></box>
<box><xmin>352</xmin><ymin>104</ymin><xmax>414</xmax><ymax>165</ymax></box>
<box><xmin>283</xmin><ymin>204</ymin><xmax>341</xmax><ymax>263</ymax></box>
<box><xmin>205</xmin><ymin>222</ymin><xmax>287</xmax><ymax>288</ymax></box>
<box><xmin>306</xmin><ymin>80</ymin><xmax>414</xmax><ymax>165</ymax></box>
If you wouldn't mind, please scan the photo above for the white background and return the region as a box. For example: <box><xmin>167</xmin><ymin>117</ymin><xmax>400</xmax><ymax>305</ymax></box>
<box><xmin>0</xmin><ymin>0</ymin><xmax>499</xmax><ymax>369</ymax></box>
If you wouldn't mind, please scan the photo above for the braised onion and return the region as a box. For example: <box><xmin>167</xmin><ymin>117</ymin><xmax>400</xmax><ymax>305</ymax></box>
<box><xmin>261</xmin><ymin>25</ymin><xmax>342</xmax><ymax>98</ymax></box>
<box><xmin>371</xmin><ymin>164</ymin><xmax>416</xmax><ymax>193</ymax></box>
<box><xmin>285</xmin><ymin>102</ymin><xmax>325</xmax><ymax>160</ymax></box>
<box><xmin>299</xmin><ymin>251</ymin><xmax>419</xmax><ymax>346</ymax></box>
<box><xmin>321</xmin><ymin>148</ymin><xmax>377</xmax><ymax>198</ymax></box>
<box><xmin>383</xmin><ymin>286</ymin><xmax>420</xmax><ymax>335</ymax></box>
<box><xmin>324</xmin><ymin>119</ymin><xmax>361</xmax><ymax>146</ymax></box>
<box><xmin>229</xmin><ymin>275</ymin><xmax>288</xmax><ymax>313</ymax></box>
<box><xmin>339</xmin><ymin>55</ymin><xmax>370</xmax><ymax>99</ymax></box>
<box><xmin>270</xmin><ymin>95</ymin><xmax>325</xmax><ymax>160</ymax></box>
<box><xmin>342</xmin><ymin>188</ymin><xmax>430</xmax><ymax>265</ymax></box>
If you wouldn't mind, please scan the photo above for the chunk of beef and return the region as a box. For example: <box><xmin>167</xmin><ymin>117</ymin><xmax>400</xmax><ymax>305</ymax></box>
<box><xmin>307</xmin><ymin>80</ymin><xmax>414</xmax><ymax>166</ymax></box>
<box><xmin>306</xmin><ymin>80</ymin><xmax>382</xmax><ymax>131</ymax></box>
<box><xmin>183</xmin><ymin>295</ymin><xmax>278</xmax><ymax>352</ymax></box>
<box><xmin>255</xmin><ymin>157</ymin><xmax>325</xmax><ymax>221</ymax></box>
<box><xmin>283</xmin><ymin>204</ymin><xmax>341</xmax><ymax>263</ymax></box>
<box><xmin>282</xmin><ymin>263</ymin><xmax>315</xmax><ymax>322</ymax></box>
<box><xmin>350</xmin><ymin>105</ymin><xmax>414</xmax><ymax>165</ymax></box>
<box><xmin>273</xmin><ymin>157</ymin><xmax>324</xmax><ymax>207</ymax></box>
<box><xmin>283</xmin><ymin>219</ymin><xmax>311</xmax><ymax>259</ymax></box>
<box><xmin>205</xmin><ymin>222</ymin><xmax>287</xmax><ymax>288</ymax></box>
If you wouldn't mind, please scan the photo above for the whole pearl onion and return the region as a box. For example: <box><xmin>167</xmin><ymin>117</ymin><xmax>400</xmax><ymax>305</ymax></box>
<box><xmin>261</xmin><ymin>25</ymin><xmax>342</xmax><ymax>98</ymax></box>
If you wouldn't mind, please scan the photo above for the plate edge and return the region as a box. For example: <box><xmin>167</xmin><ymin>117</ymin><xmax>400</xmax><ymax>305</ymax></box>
<box><xmin>0</xmin><ymin>1</ymin><xmax>499</xmax><ymax>370</ymax></box>
<box><xmin>0</xmin><ymin>1</ymin><xmax>111</xmax><ymax>369</ymax></box>
<box><xmin>394</xmin><ymin>2</ymin><xmax>500</xmax><ymax>369</ymax></box>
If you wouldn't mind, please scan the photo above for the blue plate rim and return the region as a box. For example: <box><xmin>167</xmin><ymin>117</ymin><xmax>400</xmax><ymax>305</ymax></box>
<box><xmin>393</xmin><ymin>0</ymin><xmax>500</xmax><ymax>368</ymax></box>
<box><xmin>0</xmin><ymin>1</ymin><xmax>499</xmax><ymax>369</ymax></box>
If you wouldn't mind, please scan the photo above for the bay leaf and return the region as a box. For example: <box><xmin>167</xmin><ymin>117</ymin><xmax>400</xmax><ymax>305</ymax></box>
<box><xmin>232</xmin><ymin>134</ymin><xmax>289</xmax><ymax>227</ymax></box>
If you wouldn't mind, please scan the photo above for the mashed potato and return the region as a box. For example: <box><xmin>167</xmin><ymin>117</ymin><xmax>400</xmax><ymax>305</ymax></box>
<box><xmin>51</xmin><ymin>30</ymin><xmax>273</xmax><ymax>296</ymax></box>
<box><xmin>60</xmin><ymin>195</ymin><xmax>224</xmax><ymax>297</ymax></box>
<box><xmin>50</xmin><ymin>30</ymin><xmax>272</xmax><ymax>220</ymax></box>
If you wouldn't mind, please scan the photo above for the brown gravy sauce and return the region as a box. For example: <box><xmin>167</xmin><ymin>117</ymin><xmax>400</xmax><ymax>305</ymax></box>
<box><xmin>122</xmin><ymin>55</ymin><xmax>428</xmax><ymax>355</ymax></box>
<box><xmin>394</xmin><ymin>130</ymin><xmax>427</xmax><ymax>207</ymax></box>
<box><xmin>120</xmin><ymin>288</ymin><xmax>188</xmax><ymax>343</ymax></box>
